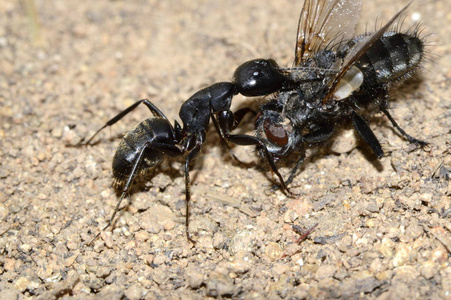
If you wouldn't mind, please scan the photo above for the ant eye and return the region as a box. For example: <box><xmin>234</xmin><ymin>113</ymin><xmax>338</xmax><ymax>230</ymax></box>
<box><xmin>264</xmin><ymin>119</ymin><xmax>288</xmax><ymax>147</ymax></box>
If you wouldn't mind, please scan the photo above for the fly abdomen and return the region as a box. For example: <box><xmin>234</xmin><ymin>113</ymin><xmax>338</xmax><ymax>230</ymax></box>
<box><xmin>356</xmin><ymin>32</ymin><xmax>424</xmax><ymax>87</ymax></box>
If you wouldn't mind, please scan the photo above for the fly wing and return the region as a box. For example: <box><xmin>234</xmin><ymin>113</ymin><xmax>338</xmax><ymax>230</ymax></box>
<box><xmin>294</xmin><ymin>0</ymin><xmax>362</xmax><ymax>66</ymax></box>
<box><xmin>323</xmin><ymin>3</ymin><xmax>411</xmax><ymax>103</ymax></box>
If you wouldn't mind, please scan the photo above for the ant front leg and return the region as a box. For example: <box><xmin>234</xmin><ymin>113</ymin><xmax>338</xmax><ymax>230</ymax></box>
<box><xmin>79</xmin><ymin>99</ymin><xmax>168</xmax><ymax>145</ymax></box>
<box><xmin>216</xmin><ymin>110</ymin><xmax>293</xmax><ymax>196</ymax></box>
<box><xmin>231</xmin><ymin>107</ymin><xmax>256</xmax><ymax>129</ymax></box>
<box><xmin>211</xmin><ymin>107</ymin><xmax>256</xmax><ymax>164</ymax></box>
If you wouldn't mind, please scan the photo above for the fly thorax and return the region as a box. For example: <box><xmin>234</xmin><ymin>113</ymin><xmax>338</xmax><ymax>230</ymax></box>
<box><xmin>333</xmin><ymin>65</ymin><xmax>364</xmax><ymax>100</ymax></box>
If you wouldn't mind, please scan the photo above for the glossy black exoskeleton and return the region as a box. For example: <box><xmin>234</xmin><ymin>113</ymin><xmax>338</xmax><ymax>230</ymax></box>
<box><xmin>80</xmin><ymin>0</ymin><xmax>429</xmax><ymax>243</ymax></box>
<box><xmin>80</xmin><ymin>79</ymin><xmax>291</xmax><ymax>242</ymax></box>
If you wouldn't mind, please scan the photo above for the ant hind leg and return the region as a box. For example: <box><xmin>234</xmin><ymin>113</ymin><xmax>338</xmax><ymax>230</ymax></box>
<box><xmin>78</xmin><ymin>99</ymin><xmax>169</xmax><ymax>146</ymax></box>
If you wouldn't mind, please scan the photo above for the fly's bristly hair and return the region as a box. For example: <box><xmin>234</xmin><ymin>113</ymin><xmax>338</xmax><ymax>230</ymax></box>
<box><xmin>253</xmin><ymin>0</ymin><xmax>430</xmax><ymax>188</ymax></box>
<box><xmin>358</xmin><ymin>11</ymin><xmax>432</xmax><ymax>87</ymax></box>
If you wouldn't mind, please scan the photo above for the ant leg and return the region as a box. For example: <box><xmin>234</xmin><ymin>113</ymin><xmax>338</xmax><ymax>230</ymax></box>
<box><xmin>211</xmin><ymin>108</ymin><xmax>256</xmax><ymax>165</ymax></box>
<box><xmin>79</xmin><ymin>99</ymin><xmax>169</xmax><ymax>145</ymax></box>
<box><xmin>89</xmin><ymin>142</ymin><xmax>148</xmax><ymax>245</ymax></box>
<box><xmin>213</xmin><ymin>107</ymin><xmax>255</xmax><ymax>139</ymax></box>
<box><xmin>351</xmin><ymin>111</ymin><xmax>384</xmax><ymax>159</ymax></box>
<box><xmin>217</xmin><ymin>110</ymin><xmax>292</xmax><ymax>195</ymax></box>
<box><xmin>231</xmin><ymin>107</ymin><xmax>256</xmax><ymax>130</ymax></box>
<box><xmin>380</xmin><ymin>106</ymin><xmax>428</xmax><ymax>146</ymax></box>
<box><xmin>182</xmin><ymin>136</ymin><xmax>204</xmax><ymax>244</ymax></box>
<box><xmin>228</xmin><ymin>133</ymin><xmax>292</xmax><ymax>196</ymax></box>
<box><xmin>89</xmin><ymin>141</ymin><xmax>182</xmax><ymax>245</ymax></box>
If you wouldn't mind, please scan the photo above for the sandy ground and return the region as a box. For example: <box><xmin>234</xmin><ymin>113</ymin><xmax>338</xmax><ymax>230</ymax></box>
<box><xmin>1</xmin><ymin>0</ymin><xmax>450</xmax><ymax>299</ymax></box>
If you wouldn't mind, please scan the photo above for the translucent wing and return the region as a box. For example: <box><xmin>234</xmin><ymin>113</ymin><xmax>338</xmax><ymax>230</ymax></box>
<box><xmin>294</xmin><ymin>0</ymin><xmax>362</xmax><ymax>65</ymax></box>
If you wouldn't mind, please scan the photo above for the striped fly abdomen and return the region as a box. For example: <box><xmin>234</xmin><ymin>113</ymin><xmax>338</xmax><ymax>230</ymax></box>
<box><xmin>355</xmin><ymin>32</ymin><xmax>424</xmax><ymax>88</ymax></box>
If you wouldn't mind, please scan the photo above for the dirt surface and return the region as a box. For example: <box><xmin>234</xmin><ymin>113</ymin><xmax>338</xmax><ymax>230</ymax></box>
<box><xmin>1</xmin><ymin>0</ymin><xmax>450</xmax><ymax>299</ymax></box>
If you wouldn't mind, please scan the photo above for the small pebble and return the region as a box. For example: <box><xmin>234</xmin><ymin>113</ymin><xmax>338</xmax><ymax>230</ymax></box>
<box><xmin>206</xmin><ymin>271</ymin><xmax>235</xmax><ymax>297</ymax></box>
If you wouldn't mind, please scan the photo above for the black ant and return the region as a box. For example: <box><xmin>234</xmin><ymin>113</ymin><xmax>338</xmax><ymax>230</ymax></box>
<box><xmin>79</xmin><ymin>76</ymin><xmax>293</xmax><ymax>243</ymax></box>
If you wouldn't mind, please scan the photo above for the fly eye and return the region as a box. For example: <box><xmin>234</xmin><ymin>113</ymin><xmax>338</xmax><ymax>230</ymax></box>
<box><xmin>264</xmin><ymin>119</ymin><xmax>288</xmax><ymax>147</ymax></box>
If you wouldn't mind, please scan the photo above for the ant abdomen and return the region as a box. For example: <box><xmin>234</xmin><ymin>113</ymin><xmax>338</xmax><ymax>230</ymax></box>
<box><xmin>112</xmin><ymin>118</ymin><xmax>174</xmax><ymax>185</ymax></box>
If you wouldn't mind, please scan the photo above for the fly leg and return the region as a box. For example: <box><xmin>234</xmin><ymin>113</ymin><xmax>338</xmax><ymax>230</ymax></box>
<box><xmin>352</xmin><ymin>111</ymin><xmax>384</xmax><ymax>158</ymax></box>
<box><xmin>380</xmin><ymin>105</ymin><xmax>428</xmax><ymax>147</ymax></box>
<box><xmin>274</xmin><ymin>123</ymin><xmax>334</xmax><ymax>190</ymax></box>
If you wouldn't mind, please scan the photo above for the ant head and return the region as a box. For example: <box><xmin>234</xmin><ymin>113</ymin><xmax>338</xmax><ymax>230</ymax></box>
<box><xmin>233</xmin><ymin>59</ymin><xmax>287</xmax><ymax>97</ymax></box>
